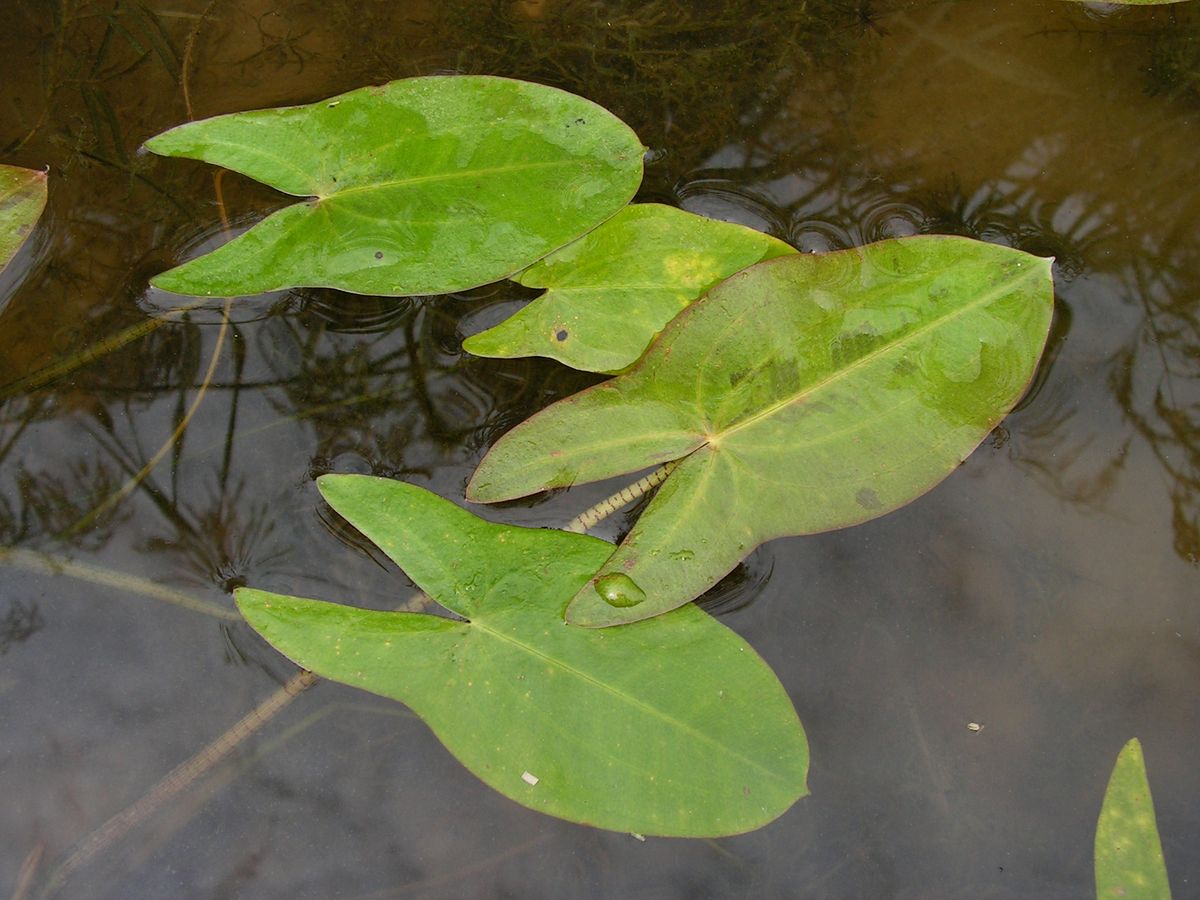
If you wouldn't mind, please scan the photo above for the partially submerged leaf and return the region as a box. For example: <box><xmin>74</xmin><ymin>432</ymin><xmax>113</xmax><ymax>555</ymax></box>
<box><xmin>147</xmin><ymin>76</ymin><xmax>644</xmax><ymax>297</ymax></box>
<box><xmin>0</xmin><ymin>164</ymin><xmax>48</xmax><ymax>274</ymax></box>
<box><xmin>1095</xmin><ymin>738</ymin><xmax>1172</xmax><ymax>899</ymax></box>
<box><xmin>463</xmin><ymin>204</ymin><xmax>796</xmax><ymax>373</ymax></box>
<box><xmin>468</xmin><ymin>236</ymin><xmax>1055</xmax><ymax>625</ymax></box>
<box><xmin>236</xmin><ymin>475</ymin><xmax>808</xmax><ymax>837</ymax></box>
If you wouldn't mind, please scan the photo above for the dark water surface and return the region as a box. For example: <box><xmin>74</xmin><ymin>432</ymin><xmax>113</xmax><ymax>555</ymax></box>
<box><xmin>2</xmin><ymin>1</ymin><xmax>1199</xmax><ymax>897</ymax></box>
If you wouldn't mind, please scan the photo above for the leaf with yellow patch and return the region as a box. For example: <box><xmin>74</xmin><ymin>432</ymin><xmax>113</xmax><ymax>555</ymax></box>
<box><xmin>463</xmin><ymin>204</ymin><xmax>795</xmax><ymax>373</ymax></box>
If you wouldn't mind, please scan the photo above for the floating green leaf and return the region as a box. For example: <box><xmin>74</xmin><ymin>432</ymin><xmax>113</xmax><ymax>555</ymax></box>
<box><xmin>468</xmin><ymin>236</ymin><xmax>1054</xmax><ymax>626</ymax></box>
<box><xmin>1095</xmin><ymin>738</ymin><xmax>1172</xmax><ymax>899</ymax></box>
<box><xmin>463</xmin><ymin>204</ymin><xmax>796</xmax><ymax>373</ymax></box>
<box><xmin>0</xmin><ymin>164</ymin><xmax>47</xmax><ymax>275</ymax></box>
<box><xmin>236</xmin><ymin>475</ymin><xmax>808</xmax><ymax>837</ymax></box>
<box><xmin>147</xmin><ymin>76</ymin><xmax>644</xmax><ymax>297</ymax></box>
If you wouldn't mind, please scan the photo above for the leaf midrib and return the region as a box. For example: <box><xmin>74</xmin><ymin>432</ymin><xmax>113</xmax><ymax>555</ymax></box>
<box><xmin>167</xmin><ymin>137</ymin><xmax>588</xmax><ymax>200</ymax></box>
<box><xmin>322</xmin><ymin>158</ymin><xmax>584</xmax><ymax>201</ymax></box>
<box><xmin>710</xmin><ymin>264</ymin><xmax>1042</xmax><ymax>443</ymax></box>
<box><xmin>470</xmin><ymin>614</ymin><xmax>791</xmax><ymax>783</ymax></box>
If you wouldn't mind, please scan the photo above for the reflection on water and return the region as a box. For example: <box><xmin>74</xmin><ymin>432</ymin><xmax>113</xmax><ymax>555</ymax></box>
<box><xmin>1</xmin><ymin>0</ymin><xmax>1199</xmax><ymax>897</ymax></box>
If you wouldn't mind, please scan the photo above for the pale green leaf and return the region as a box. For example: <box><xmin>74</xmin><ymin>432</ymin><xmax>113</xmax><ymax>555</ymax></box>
<box><xmin>235</xmin><ymin>475</ymin><xmax>808</xmax><ymax>837</ymax></box>
<box><xmin>463</xmin><ymin>204</ymin><xmax>796</xmax><ymax>373</ymax></box>
<box><xmin>147</xmin><ymin>77</ymin><xmax>644</xmax><ymax>297</ymax></box>
<box><xmin>0</xmin><ymin>164</ymin><xmax>47</xmax><ymax>274</ymax></box>
<box><xmin>1095</xmin><ymin>738</ymin><xmax>1172</xmax><ymax>899</ymax></box>
<box><xmin>468</xmin><ymin>236</ymin><xmax>1054</xmax><ymax>625</ymax></box>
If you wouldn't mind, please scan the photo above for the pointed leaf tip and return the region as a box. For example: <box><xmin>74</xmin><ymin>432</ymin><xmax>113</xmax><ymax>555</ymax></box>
<box><xmin>1</xmin><ymin>163</ymin><xmax>49</xmax><ymax>275</ymax></box>
<box><xmin>1095</xmin><ymin>738</ymin><xmax>1172</xmax><ymax>899</ymax></box>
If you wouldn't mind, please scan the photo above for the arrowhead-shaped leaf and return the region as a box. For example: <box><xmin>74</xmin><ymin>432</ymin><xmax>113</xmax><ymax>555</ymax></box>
<box><xmin>0</xmin><ymin>164</ymin><xmax>47</xmax><ymax>274</ymax></box>
<box><xmin>468</xmin><ymin>236</ymin><xmax>1055</xmax><ymax>625</ymax></box>
<box><xmin>1095</xmin><ymin>738</ymin><xmax>1172</xmax><ymax>899</ymax></box>
<box><xmin>235</xmin><ymin>475</ymin><xmax>808</xmax><ymax>837</ymax></box>
<box><xmin>146</xmin><ymin>77</ymin><xmax>644</xmax><ymax>298</ymax></box>
<box><xmin>463</xmin><ymin>204</ymin><xmax>796</xmax><ymax>373</ymax></box>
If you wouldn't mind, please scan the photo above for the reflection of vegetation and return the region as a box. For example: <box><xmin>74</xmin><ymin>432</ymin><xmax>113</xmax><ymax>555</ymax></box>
<box><xmin>0</xmin><ymin>598</ymin><xmax>43</xmax><ymax>654</ymax></box>
<box><xmin>3</xmin><ymin>459</ymin><xmax>130</xmax><ymax>548</ymax></box>
<box><xmin>1147</xmin><ymin>22</ymin><xmax>1200</xmax><ymax>103</ymax></box>
<box><xmin>916</xmin><ymin>179</ymin><xmax>1115</xmax><ymax>280</ymax></box>
<box><xmin>142</xmin><ymin>475</ymin><xmax>286</xmax><ymax>592</ymax></box>
<box><xmin>346</xmin><ymin>0</ymin><xmax>873</xmax><ymax>178</ymax></box>
<box><xmin>1112</xmin><ymin>251</ymin><xmax>1200</xmax><ymax>563</ymax></box>
<box><xmin>4</xmin><ymin>1</ymin><xmax>180</xmax><ymax>157</ymax></box>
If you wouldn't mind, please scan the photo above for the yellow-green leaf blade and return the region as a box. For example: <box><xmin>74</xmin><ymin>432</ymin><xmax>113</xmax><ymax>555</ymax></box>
<box><xmin>237</xmin><ymin>476</ymin><xmax>808</xmax><ymax>837</ymax></box>
<box><xmin>463</xmin><ymin>204</ymin><xmax>796</xmax><ymax>373</ymax></box>
<box><xmin>470</xmin><ymin>236</ymin><xmax>1054</xmax><ymax>625</ymax></box>
<box><xmin>146</xmin><ymin>76</ymin><xmax>644</xmax><ymax>297</ymax></box>
<box><xmin>0</xmin><ymin>164</ymin><xmax>47</xmax><ymax>274</ymax></box>
<box><xmin>1095</xmin><ymin>738</ymin><xmax>1172</xmax><ymax>900</ymax></box>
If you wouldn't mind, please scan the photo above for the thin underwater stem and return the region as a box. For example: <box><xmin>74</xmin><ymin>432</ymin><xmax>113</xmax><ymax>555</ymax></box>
<box><xmin>40</xmin><ymin>669</ymin><xmax>319</xmax><ymax>896</ymax></box>
<box><xmin>9</xmin><ymin>843</ymin><xmax>43</xmax><ymax>900</ymax></box>
<box><xmin>35</xmin><ymin>586</ymin><xmax>431</xmax><ymax>897</ymax></box>
<box><xmin>0</xmin><ymin>547</ymin><xmax>239</xmax><ymax>621</ymax></box>
<box><xmin>181</xmin><ymin>0</ymin><xmax>218</xmax><ymax>122</ymax></box>
<box><xmin>0</xmin><ymin>301</ymin><xmax>206</xmax><ymax>401</ymax></box>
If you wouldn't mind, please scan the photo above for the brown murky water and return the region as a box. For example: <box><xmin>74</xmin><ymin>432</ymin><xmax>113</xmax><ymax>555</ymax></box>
<box><xmin>2</xmin><ymin>1</ymin><xmax>1198</xmax><ymax>897</ymax></box>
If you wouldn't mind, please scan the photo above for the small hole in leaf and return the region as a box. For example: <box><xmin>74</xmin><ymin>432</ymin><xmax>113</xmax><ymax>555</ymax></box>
<box><xmin>555</xmin><ymin>329</ymin><xmax>569</xmax><ymax>342</ymax></box>
<box><xmin>374</xmin><ymin>251</ymin><xmax>384</xmax><ymax>260</ymax></box>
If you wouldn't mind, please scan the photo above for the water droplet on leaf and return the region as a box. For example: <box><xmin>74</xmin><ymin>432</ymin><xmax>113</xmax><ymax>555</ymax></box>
<box><xmin>594</xmin><ymin>573</ymin><xmax>646</xmax><ymax>608</ymax></box>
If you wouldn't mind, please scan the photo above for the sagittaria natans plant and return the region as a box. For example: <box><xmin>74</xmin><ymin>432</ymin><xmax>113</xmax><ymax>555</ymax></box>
<box><xmin>144</xmin><ymin>75</ymin><xmax>1054</xmax><ymax>837</ymax></box>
